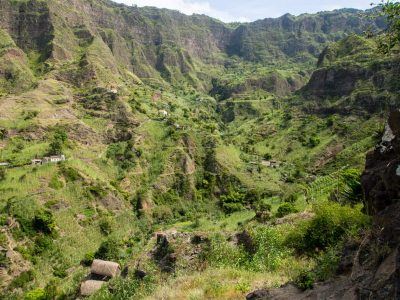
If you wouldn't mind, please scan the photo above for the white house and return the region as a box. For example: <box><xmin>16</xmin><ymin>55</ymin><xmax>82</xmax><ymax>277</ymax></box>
<box><xmin>43</xmin><ymin>155</ymin><xmax>66</xmax><ymax>164</ymax></box>
<box><xmin>159</xmin><ymin>110</ymin><xmax>168</xmax><ymax>118</ymax></box>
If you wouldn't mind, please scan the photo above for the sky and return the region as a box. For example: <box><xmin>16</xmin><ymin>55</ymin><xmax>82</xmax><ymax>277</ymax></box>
<box><xmin>114</xmin><ymin>0</ymin><xmax>374</xmax><ymax>22</ymax></box>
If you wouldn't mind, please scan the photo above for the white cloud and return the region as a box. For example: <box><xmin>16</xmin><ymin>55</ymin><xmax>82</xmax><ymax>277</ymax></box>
<box><xmin>115</xmin><ymin>0</ymin><xmax>249</xmax><ymax>22</ymax></box>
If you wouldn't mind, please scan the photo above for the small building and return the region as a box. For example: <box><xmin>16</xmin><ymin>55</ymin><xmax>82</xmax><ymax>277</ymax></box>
<box><xmin>31</xmin><ymin>159</ymin><xmax>43</xmax><ymax>165</ymax></box>
<box><xmin>261</xmin><ymin>160</ymin><xmax>281</xmax><ymax>168</ymax></box>
<box><xmin>42</xmin><ymin>155</ymin><xmax>66</xmax><ymax>164</ymax></box>
<box><xmin>0</xmin><ymin>162</ymin><xmax>9</xmax><ymax>167</ymax></box>
<box><xmin>261</xmin><ymin>160</ymin><xmax>271</xmax><ymax>167</ymax></box>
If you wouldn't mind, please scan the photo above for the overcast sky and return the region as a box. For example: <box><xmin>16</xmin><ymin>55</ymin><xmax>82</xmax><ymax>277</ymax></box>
<box><xmin>114</xmin><ymin>0</ymin><xmax>374</xmax><ymax>22</ymax></box>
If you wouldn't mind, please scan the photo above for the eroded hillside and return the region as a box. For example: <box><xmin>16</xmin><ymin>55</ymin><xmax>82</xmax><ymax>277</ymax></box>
<box><xmin>0</xmin><ymin>0</ymin><xmax>399</xmax><ymax>299</ymax></box>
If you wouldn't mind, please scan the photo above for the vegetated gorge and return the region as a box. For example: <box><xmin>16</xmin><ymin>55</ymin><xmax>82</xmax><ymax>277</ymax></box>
<box><xmin>0</xmin><ymin>0</ymin><xmax>399</xmax><ymax>299</ymax></box>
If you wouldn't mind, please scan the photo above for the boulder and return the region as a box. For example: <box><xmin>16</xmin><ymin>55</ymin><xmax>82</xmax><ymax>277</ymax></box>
<box><xmin>80</xmin><ymin>280</ymin><xmax>105</xmax><ymax>296</ymax></box>
<box><xmin>90</xmin><ymin>259</ymin><xmax>120</xmax><ymax>278</ymax></box>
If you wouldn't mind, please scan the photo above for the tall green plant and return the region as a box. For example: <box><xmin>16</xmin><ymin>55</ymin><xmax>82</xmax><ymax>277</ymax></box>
<box><xmin>378</xmin><ymin>0</ymin><xmax>400</xmax><ymax>53</ymax></box>
<box><xmin>301</xmin><ymin>168</ymin><xmax>362</xmax><ymax>204</ymax></box>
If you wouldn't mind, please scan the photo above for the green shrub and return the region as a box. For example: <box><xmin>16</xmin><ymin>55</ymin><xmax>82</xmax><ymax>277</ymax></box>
<box><xmin>0</xmin><ymin>250</ymin><xmax>9</xmax><ymax>268</ymax></box>
<box><xmin>95</xmin><ymin>237</ymin><xmax>122</xmax><ymax>261</ymax></box>
<box><xmin>5</xmin><ymin>197</ymin><xmax>39</xmax><ymax>235</ymax></box>
<box><xmin>205</xmin><ymin>234</ymin><xmax>247</xmax><ymax>268</ymax></box>
<box><xmin>48</xmin><ymin>175</ymin><xmax>63</xmax><ymax>190</ymax></box>
<box><xmin>253</xmin><ymin>199</ymin><xmax>272</xmax><ymax>212</ymax></box>
<box><xmin>307</xmin><ymin>136</ymin><xmax>320</xmax><ymax>148</ymax></box>
<box><xmin>220</xmin><ymin>190</ymin><xmax>246</xmax><ymax>214</ymax></box>
<box><xmin>251</xmin><ymin>227</ymin><xmax>288</xmax><ymax>271</ymax></box>
<box><xmin>0</xmin><ymin>167</ymin><xmax>6</xmax><ymax>181</ymax></box>
<box><xmin>81</xmin><ymin>252</ymin><xmax>95</xmax><ymax>266</ymax></box>
<box><xmin>0</xmin><ymin>127</ymin><xmax>6</xmax><ymax>139</ymax></box>
<box><xmin>99</xmin><ymin>216</ymin><xmax>114</xmax><ymax>235</ymax></box>
<box><xmin>314</xmin><ymin>246</ymin><xmax>341</xmax><ymax>281</ymax></box>
<box><xmin>152</xmin><ymin>205</ymin><xmax>174</xmax><ymax>223</ymax></box>
<box><xmin>106</xmin><ymin>142</ymin><xmax>136</xmax><ymax>170</ymax></box>
<box><xmin>326</xmin><ymin>116</ymin><xmax>336</xmax><ymax>127</ymax></box>
<box><xmin>34</xmin><ymin>235</ymin><xmax>54</xmax><ymax>255</ymax></box>
<box><xmin>329</xmin><ymin>169</ymin><xmax>362</xmax><ymax>204</ymax></box>
<box><xmin>53</xmin><ymin>263</ymin><xmax>68</xmax><ymax>278</ymax></box>
<box><xmin>48</xmin><ymin>128</ymin><xmax>68</xmax><ymax>156</ymax></box>
<box><xmin>24</xmin><ymin>288</ymin><xmax>46</xmax><ymax>300</ymax></box>
<box><xmin>60</xmin><ymin>165</ymin><xmax>81</xmax><ymax>182</ymax></box>
<box><xmin>86</xmin><ymin>183</ymin><xmax>108</xmax><ymax>199</ymax></box>
<box><xmin>287</xmin><ymin>202</ymin><xmax>369</xmax><ymax>253</ymax></box>
<box><xmin>295</xmin><ymin>270</ymin><xmax>315</xmax><ymax>290</ymax></box>
<box><xmin>10</xmin><ymin>270</ymin><xmax>34</xmax><ymax>289</ymax></box>
<box><xmin>253</xmin><ymin>199</ymin><xmax>272</xmax><ymax>222</ymax></box>
<box><xmin>222</xmin><ymin>202</ymin><xmax>245</xmax><ymax>214</ymax></box>
<box><xmin>32</xmin><ymin>210</ymin><xmax>56</xmax><ymax>235</ymax></box>
<box><xmin>283</xmin><ymin>190</ymin><xmax>300</xmax><ymax>203</ymax></box>
<box><xmin>44</xmin><ymin>280</ymin><xmax>60</xmax><ymax>300</ymax></box>
<box><xmin>22</xmin><ymin>110</ymin><xmax>39</xmax><ymax>121</ymax></box>
<box><xmin>263</xmin><ymin>153</ymin><xmax>272</xmax><ymax>160</ymax></box>
<box><xmin>205</xmin><ymin>227</ymin><xmax>288</xmax><ymax>272</ymax></box>
<box><xmin>276</xmin><ymin>203</ymin><xmax>298</xmax><ymax>218</ymax></box>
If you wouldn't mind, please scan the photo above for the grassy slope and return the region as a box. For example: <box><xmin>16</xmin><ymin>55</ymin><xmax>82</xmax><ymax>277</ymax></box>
<box><xmin>0</xmin><ymin>1</ymin><xmax>397</xmax><ymax>299</ymax></box>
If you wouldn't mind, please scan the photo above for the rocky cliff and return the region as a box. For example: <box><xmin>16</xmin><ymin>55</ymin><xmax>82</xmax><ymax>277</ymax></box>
<box><xmin>228</xmin><ymin>9</ymin><xmax>384</xmax><ymax>63</ymax></box>
<box><xmin>0</xmin><ymin>0</ymin><xmax>387</xmax><ymax>92</ymax></box>
<box><xmin>299</xmin><ymin>35</ymin><xmax>400</xmax><ymax>115</ymax></box>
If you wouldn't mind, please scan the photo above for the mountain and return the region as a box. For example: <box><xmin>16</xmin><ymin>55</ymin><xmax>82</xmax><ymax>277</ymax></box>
<box><xmin>0</xmin><ymin>0</ymin><xmax>385</xmax><ymax>91</ymax></box>
<box><xmin>0</xmin><ymin>0</ymin><xmax>398</xmax><ymax>299</ymax></box>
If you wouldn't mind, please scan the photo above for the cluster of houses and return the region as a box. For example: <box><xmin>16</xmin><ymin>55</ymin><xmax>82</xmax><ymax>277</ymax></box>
<box><xmin>0</xmin><ymin>154</ymin><xmax>66</xmax><ymax>168</ymax></box>
<box><xmin>31</xmin><ymin>155</ymin><xmax>66</xmax><ymax>165</ymax></box>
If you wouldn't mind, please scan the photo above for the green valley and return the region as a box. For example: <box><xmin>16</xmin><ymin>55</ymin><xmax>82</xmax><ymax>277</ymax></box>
<box><xmin>0</xmin><ymin>0</ymin><xmax>399</xmax><ymax>299</ymax></box>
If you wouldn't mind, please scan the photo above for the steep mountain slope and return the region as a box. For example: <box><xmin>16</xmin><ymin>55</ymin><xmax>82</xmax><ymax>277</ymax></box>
<box><xmin>228</xmin><ymin>9</ymin><xmax>385</xmax><ymax>63</ymax></box>
<box><xmin>0</xmin><ymin>0</ymin><xmax>398</xmax><ymax>299</ymax></box>
<box><xmin>0</xmin><ymin>0</ymin><xmax>385</xmax><ymax>92</ymax></box>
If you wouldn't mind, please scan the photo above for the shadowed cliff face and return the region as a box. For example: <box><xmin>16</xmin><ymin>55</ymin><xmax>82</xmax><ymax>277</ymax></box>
<box><xmin>362</xmin><ymin>110</ymin><xmax>400</xmax><ymax>215</ymax></box>
<box><xmin>0</xmin><ymin>0</ymin><xmax>54</xmax><ymax>59</ymax></box>
<box><xmin>298</xmin><ymin>35</ymin><xmax>400</xmax><ymax>116</ymax></box>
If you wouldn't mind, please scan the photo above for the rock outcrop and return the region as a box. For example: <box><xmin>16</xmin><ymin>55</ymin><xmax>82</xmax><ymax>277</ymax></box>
<box><xmin>300</xmin><ymin>35</ymin><xmax>400</xmax><ymax>115</ymax></box>
<box><xmin>362</xmin><ymin>110</ymin><xmax>400</xmax><ymax>214</ymax></box>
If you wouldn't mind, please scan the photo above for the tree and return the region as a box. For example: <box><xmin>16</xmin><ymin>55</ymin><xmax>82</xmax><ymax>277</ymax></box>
<box><xmin>378</xmin><ymin>1</ymin><xmax>400</xmax><ymax>53</ymax></box>
<box><xmin>48</xmin><ymin>128</ymin><xmax>68</xmax><ymax>155</ymax></box>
